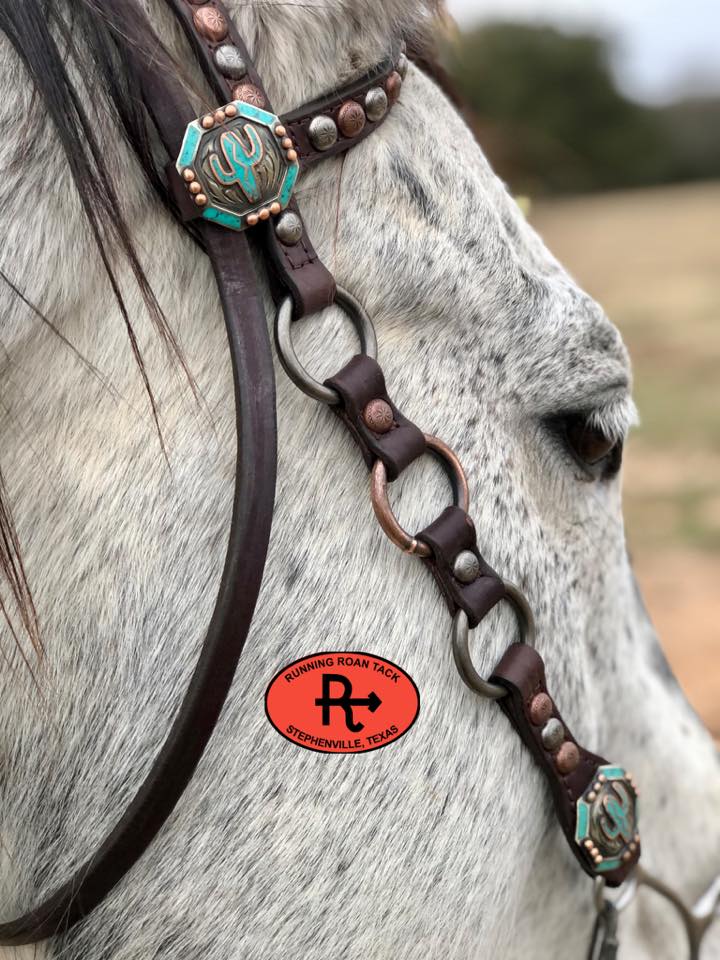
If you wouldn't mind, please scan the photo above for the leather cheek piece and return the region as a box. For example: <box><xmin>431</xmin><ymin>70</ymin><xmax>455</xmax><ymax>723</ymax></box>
<box><xmin>325</xmin><ymin>354</ymin><xmax>426</xmax><ymax>481</ymax></box>
<box><xmin>166</xmin><ymin>0</ymin><xmax>337</xmax><ymax>319</ymax></box>
<box><xmin>489</xmin><ymin>644</ymin><xmax>640</xmax><ymax>888</ymax></box>
<box><xmin>417</xmin><ymin>505</ymin><xmax>505</xmax><ymax>628</ymax></box>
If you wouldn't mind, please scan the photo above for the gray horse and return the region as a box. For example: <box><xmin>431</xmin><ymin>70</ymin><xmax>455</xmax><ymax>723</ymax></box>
<box><xmin>0</xmin><ymin>1</ymin><xmax>718</xmax><ymax>957</ymax></box>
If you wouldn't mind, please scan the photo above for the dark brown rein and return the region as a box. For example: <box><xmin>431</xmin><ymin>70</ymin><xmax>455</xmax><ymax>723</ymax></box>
<box><xmin>0</xmin><ymin>0</ymin><xmax>403</xmax><ymax>944</ymax></box>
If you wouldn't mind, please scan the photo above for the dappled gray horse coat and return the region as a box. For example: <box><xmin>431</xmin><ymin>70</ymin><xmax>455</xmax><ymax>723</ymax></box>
<box><xmin>0</xmin><ymin>0</ymin><xmax>718</xmax><ymax>957</ymax></box>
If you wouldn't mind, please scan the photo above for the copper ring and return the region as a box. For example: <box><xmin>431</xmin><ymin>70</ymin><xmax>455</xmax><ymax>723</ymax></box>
<box><xmin>370</xmin><ymin>435</ymin><xmax>469</xmax><ymax>559</ymax></box>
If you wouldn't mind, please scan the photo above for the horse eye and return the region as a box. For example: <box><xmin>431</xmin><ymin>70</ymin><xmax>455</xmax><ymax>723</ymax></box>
<box><xmin>563</xmin><ymin>416</ymin><xmax>623</xmax><ymax>478</ymax></box>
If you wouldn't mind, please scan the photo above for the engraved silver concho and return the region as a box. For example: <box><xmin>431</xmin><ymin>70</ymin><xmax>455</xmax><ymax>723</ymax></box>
<box><xmin>575</xmin><ymin>765</ymin><xmax>640</xmax><ymax>874</ymax></box>
<box><xmin>176</xmin><ymin>102</ymin><xmax>299</xmax><ymax>232</ymax></box>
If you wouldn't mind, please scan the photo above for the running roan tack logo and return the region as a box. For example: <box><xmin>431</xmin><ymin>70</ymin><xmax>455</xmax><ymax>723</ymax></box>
<box><xmin>264</xmin><ymin>652</ymin><xmax>420</xmax><ymax>753</ymax></box>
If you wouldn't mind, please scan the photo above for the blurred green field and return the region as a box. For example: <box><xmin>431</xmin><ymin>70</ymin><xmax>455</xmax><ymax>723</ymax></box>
<box><xmin>532</xmin><ymin>182</ymin><xmax>720</xmax><ymax>734</ymax></box>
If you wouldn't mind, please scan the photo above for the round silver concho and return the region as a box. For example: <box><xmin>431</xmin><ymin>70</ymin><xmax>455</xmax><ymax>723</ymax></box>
<box><xmin>453</xmin><ymin>549</ymin><xmax>481</xmax><ymax>584</ymax></box>
<box><xmin>308</xmin><ymin>115</ymin><xmax>338</xmax><ymax>151</ymax></box>
<box><xmin>275</xmin><ymin>211</ymin><xmax>304</xmax><ymax>245</ymax></box>
<box><xmin>451</xmin><ymin>583</ymin><xmax>536</xmax><ymax>699</ymax></box>
<box><xmin>275</xmin><ymin>287</ymin><xmax>378</xmax><ymax>404</ymax></box>
<box><xmin>214</xmin><ymin>44</ymin><xmax>248</xmax><ymax>79</ymax></box>
<box><xmin>365</xmin><ymin>87</ymin><xmax>388</xmax><ymax>122</ymax></box>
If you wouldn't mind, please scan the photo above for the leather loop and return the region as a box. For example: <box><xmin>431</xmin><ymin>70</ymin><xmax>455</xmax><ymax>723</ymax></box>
<box><xmin>489</xmin><ymin>644</ymin><xmax>640</xmax><ymax>888</ymax></box>
<box><xmin>324</xmin><ymin>354</ymin><xmax>426</xmax><ymax>481</ymax></box>
<box><xmin>417</xmin><ymin>506</ymin><xmax>505</xmax><ymax>628</ymax></box>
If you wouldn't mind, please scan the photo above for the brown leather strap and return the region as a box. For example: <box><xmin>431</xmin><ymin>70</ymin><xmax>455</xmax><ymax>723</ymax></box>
<box><xmin>166</xmin><ymin>0</ymin><xmax>336</xmax><ymax>317</ymax></box>
<box><xmin>417</xmin><ymin>506</ymin><xmax>505</xmax><ymax>628</ymax></box>
<box><xmin>282</xmin><ymin>52</ymin><xmax>401</xmax><ymax>168</ymax></box>
<box><xmin>325</xmin><ymin>354</ymin><xmax>425</xmax><ymax>480</ymax></box>
<box><xmin>0</xmin><ymin>0</ymin><xmax>278</xmax><ymax>944</ymax></box>
<box><xmin>489</xmin><ymin>644</ymin><xmax>641</xmax><ymax>888</ymax></box>
<box><xmin>324</xmin><ymin>355</ymin><xmax>505</xmax><ymax>623</ymax></box>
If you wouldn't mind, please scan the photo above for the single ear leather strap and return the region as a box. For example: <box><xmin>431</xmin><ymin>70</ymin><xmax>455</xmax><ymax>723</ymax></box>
<box><xmin>490</xmin><ymin>644</ymin><xmax>641</xmax><ymax>888</ymax></box>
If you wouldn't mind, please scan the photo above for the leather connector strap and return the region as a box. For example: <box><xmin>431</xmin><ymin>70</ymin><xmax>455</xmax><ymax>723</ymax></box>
<box><xmin>325</xmin><ymin>354</ymin><xmax>426</xmax><ymax>481</ymax></box>
<box><xmin>417</xmin><ymin>506</ymin><xmax>505</xmax><ymax>628</ymax></box>
<box><xmin>165</xmin><ymin>0</ymin><xmax>336</xmax><ymax>318</ymax></box>
<box><xmin>489</xmin><ymin>644</ymin><xmax>641</xmax><ymax>888</ymax></box>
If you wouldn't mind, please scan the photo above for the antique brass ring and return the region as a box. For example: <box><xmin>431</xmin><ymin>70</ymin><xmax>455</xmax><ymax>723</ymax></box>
<box><xmin>275</xmin><ymin>287</ymin><xmax>378</xmax><ymax>404</ymax></box>
<box><xmin>451</xmin><ymin>583</ymin><xmax>536</xmax><ymax>700</ymax></box>
<box><xmin>370</xmin><ymin>435</ymin><xmax>470</xmax><ymax>559</ymax></box>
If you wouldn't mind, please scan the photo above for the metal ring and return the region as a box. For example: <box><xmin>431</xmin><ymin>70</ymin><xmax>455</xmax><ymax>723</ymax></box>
<box><xmin>274</xmin><ymin>287</ymin><xmax>378</xmax><ymax>404</ymax></box>
<box><xmin>370</xmin><ymin>435</ymin><xmax>470</xmax><ymax>558</ymax></box>
<box><xmin>451</xmin><ymin>582</ymin><xmax>536</xmax><ymax>700</ymax></box>
<box><xmin>593</xmin><ymin>875</ymin><xmax>639</xmax><ymax>915</ymax></box>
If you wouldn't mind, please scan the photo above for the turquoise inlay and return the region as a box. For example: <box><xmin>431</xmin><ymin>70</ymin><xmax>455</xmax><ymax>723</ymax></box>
<box><xmin>202</xmin><ymin>207</ymin><xmax>245</xmax><ymax>230</ymax></box>
<box><xmin>209</xmin><ymin>127</ymin><xmax>264</xmax><ymax>202</ymax></box>
<box><xmin>279</xmin><ymin>162</ymin><xmax>299</xmax><ymax>207</ymax></box>
<box><xmin>600</xmin><ymin>766</ymin><xmax>626</xmax><ymax>780</ymax></box>
<box><xmin>231</xmin><ymin>101</ymin><xmax>279</xmax><ymax>127</ymax></box>
<box><xmin>596</xmin><ymin>858</ymin><xmax>623</xmax><ymax>873</ymax></box>
<box><xmin>177</xmin><ymin>123</ymin><xmax>201</xmax><ymax>170</ymax></box>
<box><xmin>603</xmin><ymin>790</ymin><xmax>635</xmax><ymax>844</ymax></box>
<box><xmin>575</xmin><ymin>802</ymin><xmax>589</xmax><ymax>843</ymax></box>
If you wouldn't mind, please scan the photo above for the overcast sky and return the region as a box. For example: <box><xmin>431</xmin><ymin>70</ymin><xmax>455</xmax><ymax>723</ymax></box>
<box><xmin>446</xmin><ymin>0</ymin><xmax>720</xmax><ymax>104</ymax></box>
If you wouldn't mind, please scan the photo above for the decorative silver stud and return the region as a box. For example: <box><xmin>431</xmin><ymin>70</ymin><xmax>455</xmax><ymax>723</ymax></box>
<box><xmin>214</xmin><ymin>44</ymin><xmax>247</xmax><ymax>80</ymax></box>
<box><xmin>397</xmin><ymin>52</ymin><xmax>409</xmax><ymax>79</ymax></box>
<box><xmin>453</xmin><ymin>550</ymin><xmax>480</xmax><ymax>584</ymax></box>
<box><xmin>308</xmin><ymin>115</ymin><xmax>338</xmax><ymax>151</ymax></box>
<box><xmin>275</xmin><ymin>211</ymin><xmax>304</xmax><ymax>245</ymax></box>
<box><xmin>365</xmin><ymin>87</ymin><xmax>388</xmax><ymax>122</ymax></box>
<box><xmin>541</xmin><ymin>717</ymin><xmax>564</xmax><ymax>752</ymax></box>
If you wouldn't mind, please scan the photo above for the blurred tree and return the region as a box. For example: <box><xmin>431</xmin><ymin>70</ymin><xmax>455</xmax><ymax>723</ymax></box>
<box><xmin>447</xmin><ymin>23</ymin><xmax>672</xmax><ymax>194</ymax></box>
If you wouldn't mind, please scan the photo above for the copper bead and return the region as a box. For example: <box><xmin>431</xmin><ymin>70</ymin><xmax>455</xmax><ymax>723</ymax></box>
<box><xmin>194</xmin><ymin>193</ymin><xmax>208</xmax><ymax>206</ymax></box>
<box><xmin>529</xmin><ymin>693</ymin><xmax>553</xmax><ymax>726</ymax></box>
<box><xmin>193</xmin><ymin>5</ymin><xmax>228</xmax><ymax>43</ymax></box>
<box><xmin>233</xmin><ymin>83</ymin><xmax>266</xmax><ymax>108</ymax></box>
<box><xmin>182</xmin><ymin>168</ymin><xmax>196</xmax><ymax>182</ymax></box>
<box><xmin>338</xmin><ymin>100</ymin><xmax>366</xmax><ymax>138</ymax></box>
<box><xmin>363</xmin><ymin>399</ymin><xmax>394</xmax><ymax>434</ymax></box>
<box><xmin>201</xmin><ymin>115</ymin><xmax>215</xmax><ymax>129</ymax></box>
<box><xmin>555</xmin><ymin>742</ymin><xmax>580</xmax><ymax>774</ymax></box>
<box><xmin>386</xmin><ymin>70</ymin><xmax>403</xmax><ymax>103</ymax></box>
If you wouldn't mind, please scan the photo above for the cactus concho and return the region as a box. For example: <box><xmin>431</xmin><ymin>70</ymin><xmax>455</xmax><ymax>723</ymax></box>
<box><xmin>176</xmin><ymin>102</ymin><xmax>299</xmax><ymax>230</ymax></box>
<box><xmin>575</xmin><ymin>766</ymin><xmax>640</xmax><ymax>874</ymax></box>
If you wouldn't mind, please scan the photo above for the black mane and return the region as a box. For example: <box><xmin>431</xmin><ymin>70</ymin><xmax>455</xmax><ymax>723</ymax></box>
<box><xmin>0</xmin><ymin>0</ymin><xmax>187</xmax><ymax>659</ymax></box>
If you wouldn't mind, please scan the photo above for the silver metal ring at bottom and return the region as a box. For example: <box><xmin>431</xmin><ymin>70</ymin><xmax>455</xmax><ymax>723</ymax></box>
<box><xmin>274</xmin><ymin>286</ymin><xmax>378</xmax><ymax>405</ymax></box>
<box><xmin>451</xmin><ymin>582</ymin><xmax>536</xmax><ymax>700</ymax></box>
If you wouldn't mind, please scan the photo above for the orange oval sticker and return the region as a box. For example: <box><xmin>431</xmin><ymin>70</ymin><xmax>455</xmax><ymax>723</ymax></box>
<box><xmin>265</xmin><ymin>651</ymin><xmax>420</xmax><ymax>753</ymax></box>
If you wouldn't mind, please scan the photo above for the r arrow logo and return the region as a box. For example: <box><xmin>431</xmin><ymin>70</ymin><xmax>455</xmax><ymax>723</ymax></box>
<box><xmin>315</xmin><ymin>674</ymin><xmax>382</xmax><ymax>732</ymax></box>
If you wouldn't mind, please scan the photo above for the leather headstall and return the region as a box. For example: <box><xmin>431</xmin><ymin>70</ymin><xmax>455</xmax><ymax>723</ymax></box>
<box><xmin>0</xmin><ymin>0</ymin><xmax>643</xmax><ymax>945</ymax></box>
